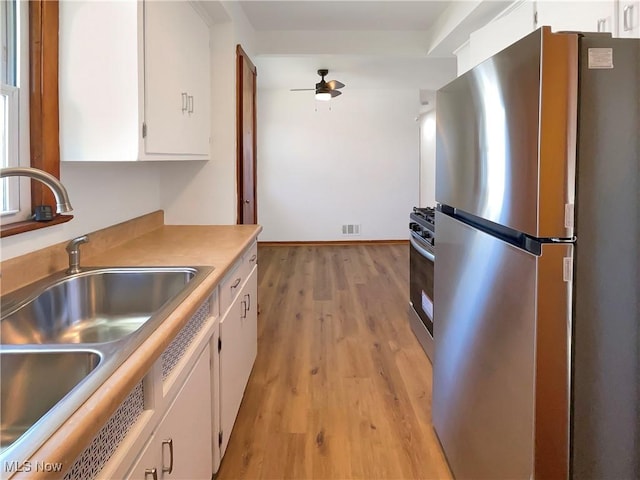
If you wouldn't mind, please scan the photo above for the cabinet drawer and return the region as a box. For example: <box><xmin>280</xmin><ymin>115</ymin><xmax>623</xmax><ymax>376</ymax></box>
<box><xmin>241</xmin><ymin>242</ymin><xmax>258</xmax><ymax>288</ymax></box>
<box><xmin>219</xmin><ymin>242</ymin><xmax>258</xmax><ymax>315</ymax></box>
<box><xmin>220</xmin><ymin>263</ymin><xmax>242</xmax><ymax>316</ymax></box>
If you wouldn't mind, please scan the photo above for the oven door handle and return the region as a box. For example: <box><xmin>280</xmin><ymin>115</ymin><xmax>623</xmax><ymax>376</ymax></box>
<box><xmin>410</xmin><ymin>234</ymin><xmax>435</xmax><ymax>262</ymax></box>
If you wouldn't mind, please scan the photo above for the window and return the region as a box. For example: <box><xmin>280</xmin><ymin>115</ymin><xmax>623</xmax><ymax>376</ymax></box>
<box><xmin>1</xmin><ymin>0</ymin><xmax>70</xmax><ymax>237</ymax></box>
<box><xmin>1</xmin><ymin>0</ymin><xmax>30</xmax><ymax>223</ymax></box>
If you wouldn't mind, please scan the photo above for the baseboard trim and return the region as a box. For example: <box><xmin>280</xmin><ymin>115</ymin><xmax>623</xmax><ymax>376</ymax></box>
<box><xmin>258</xmin><ymin>240</ymin><xmax>409</xmax><ymax>247</ymax></box>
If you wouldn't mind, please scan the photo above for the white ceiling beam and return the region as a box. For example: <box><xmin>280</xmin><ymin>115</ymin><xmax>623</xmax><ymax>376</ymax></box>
<box><xmin>254</xmin><ymin>30</ymin><xmax>431</xmax><ymax>56</ymax></box>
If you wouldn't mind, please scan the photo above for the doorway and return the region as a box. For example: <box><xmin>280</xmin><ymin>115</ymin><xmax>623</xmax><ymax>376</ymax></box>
<box><xmin>236</xmin><ymin>45</ymin><xmax>257</xmax><ymax>224</ymax></box>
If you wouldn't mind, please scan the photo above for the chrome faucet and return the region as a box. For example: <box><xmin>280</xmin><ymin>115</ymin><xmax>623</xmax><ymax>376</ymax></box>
<box><xmin>66</xmin><ymin>235</ymin><xmax>89</xmax><ymax>274</ymax></box>
<box><xmin>0</xmin><ymin>167</ymin><xmax>73</xmax><ymax>213</ymax></box>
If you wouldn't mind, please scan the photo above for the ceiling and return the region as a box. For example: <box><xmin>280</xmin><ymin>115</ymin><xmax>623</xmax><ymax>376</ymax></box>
<box><xmin>237</xmin><ymin>1</ymin><xmax>451</xmax><ymax>31</ymax></box>
<box><xmin>206</xmin><ymin>1</ymin><xmax>507</xmax><ymax>99</ymax></box>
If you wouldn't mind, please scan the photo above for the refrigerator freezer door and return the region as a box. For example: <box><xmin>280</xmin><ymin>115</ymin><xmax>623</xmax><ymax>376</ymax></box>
<box><xmin>436</xmin><ymin>27</ymin><xmax>578</xmax><ymax>239</ymax></box>
<box><xmin>433</xmin><ymin>211</ymin><xmax>572</xmax><ymax>479</ymax></box>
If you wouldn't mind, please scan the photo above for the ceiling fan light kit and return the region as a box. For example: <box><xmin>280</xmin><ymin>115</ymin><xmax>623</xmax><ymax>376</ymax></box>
<box><xmin>291</xmin><ymin>68</ymin><xmax>345</xmax><ymax>102</ymax></box>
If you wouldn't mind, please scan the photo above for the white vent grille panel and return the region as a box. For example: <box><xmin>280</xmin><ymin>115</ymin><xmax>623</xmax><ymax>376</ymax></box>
<box><xmin>161</xmin><ymin>300</ymin><xmax>210</xmax><ymax>381</ymax></box>
<box><xmin>341</xmin><ymin>224</ymin><xmax>361</xmax><ymax>236</ymax></box>
<box><xmin>63</xmin><ymin>382</ymin><xmax>144</xmax><ymax>480</ymax></box>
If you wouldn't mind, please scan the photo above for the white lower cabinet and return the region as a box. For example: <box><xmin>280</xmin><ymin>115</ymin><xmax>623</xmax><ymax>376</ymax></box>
<box><xmin>86</xmin><ymin>244</ymin><xmax>257</xmax><ymax>479</ymax></box>
<box><xmin>218</xmin><ymin>265</ymin><xmax>258</xmax><ymax>457</ymax></box>
<box><xmin>128</xmin><ymin>346</ymin><xmax>212</xmax><ymax>479</ymax></box>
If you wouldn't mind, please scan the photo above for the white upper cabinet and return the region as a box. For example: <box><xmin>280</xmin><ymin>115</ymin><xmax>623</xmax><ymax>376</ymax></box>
<box><xmin>536</xmin><ymin>1</ymin><xmax>617</xmax><ymax>35</ymax></box>
<box><xmin>469</xmin><ymin>1</ymin><xmax>536</xmax><ymax>68</ymax></box>
<box><xmin>59</xmin><ymin>1</ymin><xmax>210</xmax><ymax>162</ymax></box>
<box><xmin>457</xmin><ymin>0</ymin><xmax>639</xmax><ymax>76</ymax></box>
<box><xmin>618</xmin><ymin>1</ymin><xmax>640</xmax><ymax>37</ymax></box>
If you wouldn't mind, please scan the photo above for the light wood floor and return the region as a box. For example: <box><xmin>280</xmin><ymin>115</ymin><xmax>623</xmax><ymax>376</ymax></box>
<box><xmin>217</xmin><ymin>244</ymin><xmax>452</xmax><ymax>480</ymax></box>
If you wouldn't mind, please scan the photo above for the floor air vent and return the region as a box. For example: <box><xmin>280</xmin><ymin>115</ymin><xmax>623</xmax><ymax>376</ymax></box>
<box><xmin>342</xmin><ymin>224</ymin><xmax>361</xmax><ymax>236</ymax></box>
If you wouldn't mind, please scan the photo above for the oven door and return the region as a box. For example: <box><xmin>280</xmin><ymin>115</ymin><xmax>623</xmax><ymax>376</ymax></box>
<box><xmin>409</xmin><ymin>232</ymin><xmax>435</xmax><ymax>359</ymax></box>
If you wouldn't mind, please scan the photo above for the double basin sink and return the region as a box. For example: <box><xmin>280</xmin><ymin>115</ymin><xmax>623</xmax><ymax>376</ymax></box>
<box><xmin>0</xmin><ymin>266</ymin><xmax>212</xmax><ymax>461</ymax></box>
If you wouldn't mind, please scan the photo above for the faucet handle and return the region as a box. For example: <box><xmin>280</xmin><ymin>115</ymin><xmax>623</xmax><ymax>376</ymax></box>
<box><xmin>66</xmin><ymin>235</ymin><xmax>89</xmax><ymax>275</ymax></box>
<box><xmin>66</xmin><ymin>235</ymin><xmax>89</xmax><ymax>252</ymax></box>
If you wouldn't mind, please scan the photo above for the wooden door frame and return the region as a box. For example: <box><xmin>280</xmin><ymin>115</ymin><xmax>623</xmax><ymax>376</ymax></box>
<box><xmin>236</xmin><ymin>44</ymin><xmax>257</xmax><ymax>224</ymax></box>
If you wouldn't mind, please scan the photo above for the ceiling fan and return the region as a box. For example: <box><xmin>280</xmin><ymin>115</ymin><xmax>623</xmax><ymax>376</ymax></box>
<box><xmin>290</xmin><ymin>69</ymin><xmax>345</xmax><ymax>101</ymax></box>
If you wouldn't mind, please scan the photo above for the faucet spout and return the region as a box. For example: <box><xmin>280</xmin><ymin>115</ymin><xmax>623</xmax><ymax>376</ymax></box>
<box><xmin>0</xmin><ymin>167</ymin><xmax>73</xmax><ymax>213</ymax></box>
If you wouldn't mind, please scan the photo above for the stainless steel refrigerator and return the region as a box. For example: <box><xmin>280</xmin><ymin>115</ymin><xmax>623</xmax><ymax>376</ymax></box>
<box><xmin>433</xmin><ymin>27</ymin><xmax>639</xmax><ymax>479</ymax></box>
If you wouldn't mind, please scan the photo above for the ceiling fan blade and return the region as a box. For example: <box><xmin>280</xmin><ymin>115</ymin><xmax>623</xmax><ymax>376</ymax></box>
<box><xmin>330</xmin><ymin>90</ymin><xmax>342</xmax><ymax>98</ymax></box>
<box><xmin>326</xmin><ymin>80</ymin><xmax>345</xmax><ymax>90</ymax></box>
<box><xmin>290</xmin><ymin>88</ymin><xmax>315</xmax><ymax>91</ymax></box>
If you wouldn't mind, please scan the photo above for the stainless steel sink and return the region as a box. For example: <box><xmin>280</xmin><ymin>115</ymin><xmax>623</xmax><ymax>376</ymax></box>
<box><xmin>0</xmin><ymin>349</ymin><xmax>101</xmax><ymax>452</ymax></box>
<box><xmin>1</xmin><ymin>267</ymin><xmax>197</xmax><ymax>344</ymax></box>
<box><xmin>0</xmin><ymin>265</ymin><xmax>213</xmax><ymax>462</ymax></box>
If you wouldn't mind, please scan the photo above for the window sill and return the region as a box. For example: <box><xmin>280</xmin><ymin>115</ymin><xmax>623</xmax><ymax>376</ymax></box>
<box><xmin>1</xmin><ymin>214</ymin><xmax>73</xmax><ymax>238</ymax></box>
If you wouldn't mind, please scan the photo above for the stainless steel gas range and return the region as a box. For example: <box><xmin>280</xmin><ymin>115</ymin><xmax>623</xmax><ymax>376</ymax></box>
<box><xmin>408</xmin><ymin>206</ymin><xmax>435</xmax><ymax>361</ymax></box>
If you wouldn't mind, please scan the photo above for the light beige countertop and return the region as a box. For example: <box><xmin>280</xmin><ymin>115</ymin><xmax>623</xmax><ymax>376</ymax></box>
<box><xmin>7</xmin><ymin>223</ymin><xmax>262</xmax><ymax>479</ymax></box>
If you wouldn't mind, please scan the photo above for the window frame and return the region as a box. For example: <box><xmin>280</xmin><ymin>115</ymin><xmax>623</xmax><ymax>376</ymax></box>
<box><xmin>1</xmin><ymin>84</ymin><xmax>22</xmax><ymax>216</ymax></box>
<box><xmin>1</xmin><ymin>0</ymin><xmax>72</xmax><ymax>238</ymax></box>
<box><xmin>0</xmin><ymin>0</ymin><xmax>31</xmax><ymax>224</ymax></box>
<box><xmin>1</xmin><ymin>0</ymin><xmax>25</xmax><ymax>220</ymax></box>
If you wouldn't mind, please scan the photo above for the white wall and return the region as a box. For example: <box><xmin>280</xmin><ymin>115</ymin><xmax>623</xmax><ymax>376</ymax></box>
<box><xmin>257</xmin><ymin>88</ymin><xmax>420</xmax><ymax>241</ymax></box>
<box><xmin>419</xmin><ymin>110</ymin><xmax>437</xmax><ymax>207</ymax></box>
<box><xmin>0</xmin><ymin>162</ymin><xmax>161</xmax><ymax>260</ymax></box>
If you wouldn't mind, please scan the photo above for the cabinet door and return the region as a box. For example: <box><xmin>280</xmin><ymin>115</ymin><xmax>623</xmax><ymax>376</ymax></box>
<box><xmin>59</xmin><ymin>0</ymin><xmax>141</xmax><ymax>162</ymax></box>
<box><xmin>157</xmin><ymin>345</ymin><xmax>212</xmax><ymax>478</ymax></box>
<box><xmin>126</xmin><ymin>435</ymin><xmax>162</xmax><ymax>480</ymax></box>
<box><xmin>211</xmin><ymin>323</ymin><xmax>221</xmax><ymax>473</ymax></box>
<box><xmin>127</xmin><ymin>346</ymin><xmax>212</xmax><ymax>479</ymax></box>
<box><xmin>536</xmin><ymin>1</ymin><xmax>617</xmax><ymax>34</ymax></box>
<box><xmin>144</xmin><ymin>0</ymin><xmax>210</xmax><ymax>155</ymax></box>
<box><xmin>218</xmin><ymin>298</ymin><xmax>245</xmax><ymax>456</ymax></box>
<box><xmin>619</xmin><ymin>1</ymin><xmax>640</xmax><ymax>37</ymax></box>
<box><xmin>181</xmin><ymin>4</ymin><xmax>211</xmax><ymax>154</ymax></box>
<box><xmin>218</xmin><ymin>267</ymin><xmax>258</xmax><ymax>457</ymax></box>
<box><xmin>240</xmin><ymin>266</ymin><xmax>258</xmax><ymax>388</ymax></box>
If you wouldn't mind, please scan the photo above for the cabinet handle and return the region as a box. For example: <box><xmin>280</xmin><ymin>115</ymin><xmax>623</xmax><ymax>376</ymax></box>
<box><xmin>188</xmin><ymin>95</ymin><xmax>194</xmax><ymax>114</ymax></box>
<box><xmin>181</xmin><ymin>92</ymin><xmax>188</xmax><ymax>113</ymax></box>
<box><xmin>162</xmin><ymin>438</ymin><xmax>174</xmax><ymax>474</ymax></box>
<box><xmin>597</xmin><ymin>18</ymin><xmax>607</xmax><ymax>32</ymax></box>
<box><xmin>249</xmin><ymin>254</ymin><xmax>257</xmax><ymax>263</ymax></box>
<box><xmin>241</xmin><ymin>300</ymin><xmax>247</xmax><ymax>318</ymax></box>
<box><xmin>245</xmin><ymin>293</ymin><xmax>251</xmax><ymax>311</ymax></box>
<box><xmin>231</xmin><ymin>277</ymin><xmax>241</xmax><ymax>290</ymax></box>
<box><xmin>624</xmin><ymin>4</ymin><xmax>634</xmax><ymax>31</ymax></box>
<box><xmin>145</xmin><ymin>468</ymin><xmax>158</xmax><ymax>480</ymax></box>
